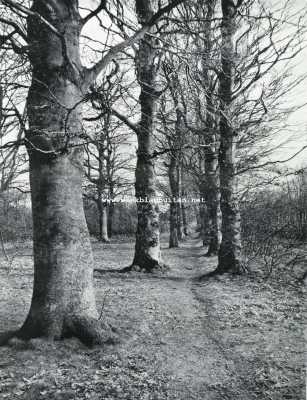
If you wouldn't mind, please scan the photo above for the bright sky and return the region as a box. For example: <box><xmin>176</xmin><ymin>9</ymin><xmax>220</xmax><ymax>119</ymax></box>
<box><xmin>81</xmin><ymin>0</ymin><xmax>307</xmax><ymax>171</ymax></box>
<box><xmin>269</xmin><ymin>0</ymin><xmax>307</xmax><ymax>168</ymax></box>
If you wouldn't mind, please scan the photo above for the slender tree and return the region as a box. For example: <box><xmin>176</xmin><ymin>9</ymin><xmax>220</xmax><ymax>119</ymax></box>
<box><xmin>201</xmin><ymin>0</ymin><xmax>221</xmax><ymax>256</ymax></box>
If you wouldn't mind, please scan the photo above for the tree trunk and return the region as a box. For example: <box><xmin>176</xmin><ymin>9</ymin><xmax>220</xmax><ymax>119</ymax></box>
<box><xmin>176</xmin><ymin>165</ymin><xmax>184</xmax><ymax>240</ymax></box>
<box><xmin>181</xmin><ymin>198</ymin><xmax>189</xmax><ymax>237</ymax></box>
<box><xmin>204</xmin><ymin>113</ymin><xmax>221</xmax><ymax>255</ymax></box>
<box><xmin>199</xmin><ymin>0</ymin><xmax>221</xmax><ymax>257</ymax></box>
<box><xmin>97</xmin><ymin>194</ymin><xmax>109</xmax><ymax>243</ymax></box>
<box><xmin>129</xmin><ymin>1</ymin><xmax>164</xmax><ymax>272</ymax></box>
<box><xmin>107</xmin><ymin>201</ymin><xmax>114</xmax><ymax>239</ymax></box>
<box><xmin>168</xmin><ymin>154</ymin><xmax>179</xmax><ymax>248</ymax></box>
<box><xmin>15</xmin><ymin>0</ymin><xmax>112</xmax><ymax>345</ymax></box>
<box><xmin>217</xmin><ymin>0</ymin><xmax>245</xmax><ymax>273</ymax></box>
<box><xmin>201</xmin><ymin>203</ymin><xmax>209</xmax><ymax>246</ymax></box>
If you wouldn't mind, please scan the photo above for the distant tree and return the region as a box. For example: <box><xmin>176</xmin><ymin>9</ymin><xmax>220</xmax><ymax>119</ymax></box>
<box><xmin>83</xmin><ymin>66</ymin><xmax>133</xmax><ymax>242</ymax></box>
<box><xmin>159</xmin><ymin>63</ymin><xmax>187</xmax><ymax>248</ymax></box>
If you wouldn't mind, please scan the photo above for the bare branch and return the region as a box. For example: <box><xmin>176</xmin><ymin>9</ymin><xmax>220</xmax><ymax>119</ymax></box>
<box><xmin>83</xmin><ymin>0</ymin><xmax>186</xmax><ymax>86</ymax></box>
<box><xmin>82</xmin><ymin>0</ymin><xmax>107</xmax><ymax>26</ymax></box>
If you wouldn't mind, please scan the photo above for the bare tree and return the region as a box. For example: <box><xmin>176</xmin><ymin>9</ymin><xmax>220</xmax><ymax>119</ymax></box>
<box><xmin>129</xmin><ymin>0</ymin><xmax>165</xmax><ymax>271</ymax></box>
<box><xmin>83</xmin><ymin>66</ymin><xmax>133</xmax><ymax>242</ymax></box>
<box><xmin>0</xmin><ymin>0</ymin><xmax>185</xmax><ymax>345</ymax></box>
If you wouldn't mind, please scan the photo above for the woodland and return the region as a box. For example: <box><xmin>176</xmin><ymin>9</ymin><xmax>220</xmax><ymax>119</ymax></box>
<box><xmin>0</xmin><ymin>0</ymin><xmax>306</xmax><ymax>399</ymax></box>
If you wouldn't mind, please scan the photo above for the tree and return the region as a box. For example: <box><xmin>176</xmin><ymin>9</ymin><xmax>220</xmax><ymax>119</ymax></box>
<box><xmin>129</xmin><ymin>0</ymin><xmax>164</xmax><ymax>271</ymax></box>
<box><xmin>159</xmin><ymin>63</ymin><xmax>186</xmax><ymax>248</ymax></box>
<box><xmin>84</xmin><ymin>66</ymin><xmax>133</xmax><ymax>242</ymax></box>
<box><xmin>215</xmin><ymin>0</ymin><xmax>305</xmax><ymax>273</ymax></box>
<box><xmin>215</xmin><ymin>0</ymin><xmax>245</xmax><ymax>273</ymax></box>
<box><xmin>0</xmin><ymin>0</ymin><xmax>185</xmax><ymax>345</ymax></box>
<box><xmin>199</xmin><ymin>0</ymin><xmax>221</xmax><ymax>256</ymax></box>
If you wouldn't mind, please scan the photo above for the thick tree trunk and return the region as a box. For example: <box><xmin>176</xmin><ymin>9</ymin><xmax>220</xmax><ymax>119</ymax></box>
<box><xmin>168</xmin><ymin>154</ymin><xmax>179</xmax><ymax>248</ymax></box>
<box><xmin>216</xmin><ymin>0</ymin><xmax>245</xmax><ymax>274</ymax></box>
<box><xmin>129</xmin><ymin>1</ymin><xmax>164</xmax><ymax>272</ymax></box>
<box><xmin>15</xmin><ymin>0</ymin><xmax>112</xmax><ymax>345</ymax></box>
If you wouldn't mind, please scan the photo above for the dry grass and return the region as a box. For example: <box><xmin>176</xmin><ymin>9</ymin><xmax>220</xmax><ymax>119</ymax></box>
<box><xmin>0</xmin><ymin>235</ymin><xmax>305</xmax><ymax>399</ymax></box>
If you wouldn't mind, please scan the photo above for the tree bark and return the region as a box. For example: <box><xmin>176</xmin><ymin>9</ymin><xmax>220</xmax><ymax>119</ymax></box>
<box><xmin>129</xmin><ymin>1</ymin><xmax>164</xmax><ymax>272</ymax></box>
<box><xmin>15</xmin><ymin>0</ymin><xmax>112</xmax><ymax>345</ymax></box>
<box><xmin>107</xmin><ymin>200</ymin><xmax>114</xmax><ymax>238</ymax></box>
<box><xmin>199</xmin><ymin>197</ymin><xmax>209</xmax><ymax>246</ymax></box>
<box><xmin>176</xmin><ymin>164</ymin><xmax>184</xmax><ymax>240</ymax></box>
<box><xmin>97</xmin><ymin>141</ymin><xmax>109</xmax><ymax>243</ymax></box>
<box><xmin>181</xmin><ymin>193</ymin><xmax>189</xmax><ymax>237</ymax></box>
<box><xmin>204</xmin><ymin>95</ymin><xmax>221</xmax><ymax>255</ymax></box>
<box><xmin>168</xmin><ymin>153</ymin><xmax>179</xmax><ymax>248</ymax></box>
<box><xmin>217</xmin><ymin>0</ymin><xmax>245</xmax><ymax>273</ymax></box>
<box><xmin>97</xmin><ymin>195</ymin><xmax>109</xmax><ymax>243</ymax></box>
<box><xmin>198</xmin><ymin>0</ymin><xmax>221</xmax><ymax>256</ymax></box>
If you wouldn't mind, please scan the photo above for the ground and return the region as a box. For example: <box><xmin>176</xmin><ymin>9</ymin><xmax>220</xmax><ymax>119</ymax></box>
<box><xmin>0</xmin><ymin>235</ymin><xmax>305</xmax><ymax>400</ymax></box>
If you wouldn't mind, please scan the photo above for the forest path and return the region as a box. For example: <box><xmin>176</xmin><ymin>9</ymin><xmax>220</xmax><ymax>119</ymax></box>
<box><xmin>94</xmin><ymin>234</ymin><xmax>304</xmax><ymax>400</ymax></box>
<box><xmin>0</xmin><ymin>235</ymin><xmax>304</xmax><ymax>399</ymax></box>
<box><xmin>112</xmin><ymin>237</ymin><xmax>233</xmax><ymax>400</ymax></box>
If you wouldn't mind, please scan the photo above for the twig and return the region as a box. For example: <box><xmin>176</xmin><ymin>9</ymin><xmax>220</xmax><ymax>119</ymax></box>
<box><xmin>98</xmin><ymin>289</ymin><xmax>111</xmax><ymax>320</ymax></box>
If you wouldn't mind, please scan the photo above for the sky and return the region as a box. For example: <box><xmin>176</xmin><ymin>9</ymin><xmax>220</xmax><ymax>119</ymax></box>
<box><xmin>2</xmin><ymin>0</ymin><xmax>307</xmax><ymax>193</ymax></box>
<box><xmin>81</xmin><ymin>0</ymin><xmax>307</xmax><ymax>171</ymax></box>
<box><xmin>270</xmin><ymin>0</ymin><xmax>307</xmax><ymax>168</ymax></box>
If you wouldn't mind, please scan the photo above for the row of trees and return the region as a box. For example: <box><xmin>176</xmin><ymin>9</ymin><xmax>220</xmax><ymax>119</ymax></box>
<box><xmin>0</xmin><ymin>0</ymin><xmax>305</xmax><ymax>345</ymax></box>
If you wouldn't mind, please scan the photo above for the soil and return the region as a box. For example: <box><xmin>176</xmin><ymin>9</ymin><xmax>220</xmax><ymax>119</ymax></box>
<box><xmin>0</xmin><ymin>235</ymin><xmax>305</xmax><ymax>399</ymax></box>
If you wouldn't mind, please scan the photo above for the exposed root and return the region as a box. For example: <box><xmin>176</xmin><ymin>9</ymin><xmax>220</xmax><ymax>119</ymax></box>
<box><xmin>121</xmin><ymin>263</ymin><xmax>170</xmax><ymax>274</ymax></box>
<box><xmin>197</xmin><ymin>269</ymin><xmax>222</xmax><ymax>282</ymax></box>
<box><xmin>198</xmin><ymin>263</ymin><xmax>249</xmax><ymax>282</ymax></box>
<box><xmin>0</xmin><ymin>330</ymin><xmax>16</xmax><ymax>346</ymax></box>
<box><xmin>64</xmin><ymin>315</ymin><xmax>118</xmax><ymax>347</ymax></box>
<box><xmin>0</xmin><ymin>317</ymin><xmax>118</xmax><ymax>349</ymax></box>
<box><xmin>98</xmin><ymin>238</ymin><xmax>110</xmax><ymax>244</ymax></box>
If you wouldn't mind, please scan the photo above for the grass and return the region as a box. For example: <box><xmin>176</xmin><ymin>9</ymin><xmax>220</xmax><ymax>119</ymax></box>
<box><xmin>0</xmin><ymin>235</ymin><xmax>305</xmax><ymax>399</ymax></box>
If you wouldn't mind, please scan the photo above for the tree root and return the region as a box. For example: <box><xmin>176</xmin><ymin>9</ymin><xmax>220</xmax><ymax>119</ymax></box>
<box><xmin>98</xmin><ymin>238</ymin><xmax>110</xmax><ymax>244</ymax></box>
<box><xmin>120</xmin><ymin>262</ymin><xmax>170</xmax><ymax>274</ymax></box>
<box><xmin>0</xmin><ymin>317</ymin><xmax>118</xmax><ymax>348</ymax></box>
<box><xmin>198</xmin><ymin>263</ymin><xmax>248</xmax><ymax>281</ymax></box>
<box><xmin>64</xmin><ymin>315</ymin><xmax>118</xmax><ymax>347</ymax></box>
<box><xmin>0</xmin><ymin>330</ymin><xmax>16</xmax><ymax>346</ymax></box>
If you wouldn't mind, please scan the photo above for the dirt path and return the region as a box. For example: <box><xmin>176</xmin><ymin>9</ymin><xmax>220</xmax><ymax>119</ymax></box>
<box><xmin>0</xmin><ymin>236</ymin><xmax>304</xmax><ymax>399</ymax></box>
<box><xmin>114</xmin><ymin>242</ymin><xmax>232</xmax><ymax>399</ymax></box>
<box><xmin>94</xmin><ymin>236</ymin><xmax>304</xmax><ymax>399</ymax></box>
